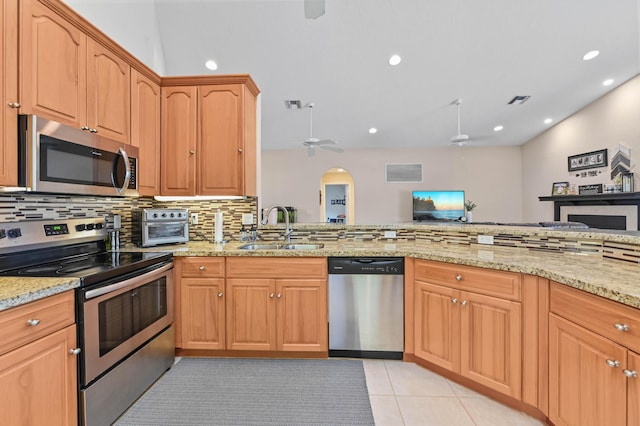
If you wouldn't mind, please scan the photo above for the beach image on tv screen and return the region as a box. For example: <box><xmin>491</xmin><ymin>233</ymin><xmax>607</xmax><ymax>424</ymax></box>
<box><xmin>413</xmin><ymin>190</ymin><xmax>465</xmax><ymax>221</ymax></box>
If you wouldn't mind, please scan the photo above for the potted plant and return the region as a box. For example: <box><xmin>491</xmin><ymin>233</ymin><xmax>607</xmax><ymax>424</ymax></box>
<box><xmin>464</xmin><ymin>200</ymin><xmax>477</xmax><ymax>223</ymax></box>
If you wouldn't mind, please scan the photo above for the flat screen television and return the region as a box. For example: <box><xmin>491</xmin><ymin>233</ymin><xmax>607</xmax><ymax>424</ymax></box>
<box><xmin>412</xmin><ymin>190</ymin><xmax>465</xmax><ymax>222</ymax></box>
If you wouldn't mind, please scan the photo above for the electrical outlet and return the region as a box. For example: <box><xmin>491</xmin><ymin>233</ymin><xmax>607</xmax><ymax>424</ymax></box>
<box><xmin>384</xmin><ymin>230</ymin><xmax>397</xmax><ymax>239</ymax></box>
<box><xmin>477</xmin><ymin>235</ymin><xmax>494</xmax><ymax>245</ymax></box>
<box><xmin>190</xmin><ymin>213</ymin><xmax>198</xmax><ymax>225</ymax></box>
<box><xmin>241</xmin><ymin>213</ymin><xmax>254</xmax><ymax>225</ymax></box>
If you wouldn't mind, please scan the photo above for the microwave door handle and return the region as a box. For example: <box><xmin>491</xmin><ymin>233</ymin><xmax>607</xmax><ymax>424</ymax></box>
<box><xmin>113</xmin><ymin>147</ymin><xmax>131</xmax><ymax>195</ymax></box>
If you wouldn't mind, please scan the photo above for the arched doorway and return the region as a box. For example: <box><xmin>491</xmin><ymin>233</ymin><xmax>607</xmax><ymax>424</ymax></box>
<box><xmin>320</xmin><ymin>168</ymin><xmax>355</xmax><ymax>224</ymax></box>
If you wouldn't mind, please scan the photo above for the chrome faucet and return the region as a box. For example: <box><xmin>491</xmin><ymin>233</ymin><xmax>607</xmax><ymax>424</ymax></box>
<box><xmin>262</xmin><ymin>205</ymin><xmax>293</xmax><ymax>242</ymax></box>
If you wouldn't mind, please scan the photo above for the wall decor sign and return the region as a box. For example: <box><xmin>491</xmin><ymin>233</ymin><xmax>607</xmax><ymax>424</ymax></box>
<box><xmin>568</xmin><ymin>149</ymin><xmax>608</xmax><ymax>172</ymax></box>
<box><xmin>578</xmin><ymin>184</ymin><xmax>603</xmax><ymax>195</ymax></box>
<box><xmin>552</xmin><ymin>181</ymin><xmax>569</xmax><ymax>195</ymax></box>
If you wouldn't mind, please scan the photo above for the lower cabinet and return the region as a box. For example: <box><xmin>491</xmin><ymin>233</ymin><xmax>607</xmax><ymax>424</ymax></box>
<box><xmin>176</xmin><ymin>256</ymin><xmax>328</xmax><ymax>353</ymax></box>
<box><xmin>0</xmin><ymin>292</ymin><xmax>78</xmax><ymax>426</ymax></box>
<box><xmin>413</xmin><ymin>260</ymin><xmax>522</xmax><ymax>399</ymax></box>
<box><xmin>549</xmin><ymin>282</ymin><xmax>640</xmax><ymax>426</ymax></box>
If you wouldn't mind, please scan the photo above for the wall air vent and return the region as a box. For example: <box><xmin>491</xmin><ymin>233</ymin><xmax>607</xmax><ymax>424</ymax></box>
<box><xmin>284</xmin><ymin>100</ymin><xmax>302</xmax><ymax>109</ymax></box>
<box><xmin>508</xmin><ymin>95</ymin><xmax>531</xmax><ymax>105</ymax></box>
<box><xmin>386</xmin><ymin>164</ymin><xmax>422</xmax><ymax>183</ymax></box>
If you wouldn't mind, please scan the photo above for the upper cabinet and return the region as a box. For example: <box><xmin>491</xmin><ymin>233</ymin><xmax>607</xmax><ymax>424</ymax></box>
<box><xmin>161</xmin><ymin>76</ymin><xmax>259</xmax><ymax>197</ymax></box>
<box><xmin>1</xmin><ymin>0</ymin><xmax>19</xmax><ymax>186</ymax></box>
<box><xmin>20</xmin><ymin>0</ymin><xmax>130</xmax><ymax>144</ymax></box>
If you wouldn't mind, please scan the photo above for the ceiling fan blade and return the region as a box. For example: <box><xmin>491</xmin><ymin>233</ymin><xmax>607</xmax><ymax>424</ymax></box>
<box><xmin>304</xmin><ymin>0</ymin><xmax>325</xmax><ymax>19</ymax></box>
<box><xmin>319</xmin><ymin>145</ymin><xmax>344</xmax><ymax>153</ymax></box>
<box><xmin>314</xmin><ymin>139</ymin><xmax>338</xmax><ymax>145</ymax></box>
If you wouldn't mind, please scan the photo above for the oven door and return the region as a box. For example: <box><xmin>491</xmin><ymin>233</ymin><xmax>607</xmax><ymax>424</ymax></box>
<box><xmin>80</xmin><ymin>262</ymin><xmax>174</xmax><ymax>385</ymax></box>
<box><xmin>142</xmin><ymin>221</ymin><xmax>189</xmax><ymax>246</ymax></box>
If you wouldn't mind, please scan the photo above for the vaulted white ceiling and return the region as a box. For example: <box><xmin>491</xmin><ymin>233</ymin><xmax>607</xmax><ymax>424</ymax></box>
<box><xmin>70</xmin><ymin>0</ymin><xmax>640</xmax><ymax>152</ymax></box>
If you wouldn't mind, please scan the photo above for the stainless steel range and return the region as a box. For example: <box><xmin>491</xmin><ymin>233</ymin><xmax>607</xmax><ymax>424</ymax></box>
<box><xmin>0</xmin><ymin>218</ymin><xmax>175</xmax><ymax>426</ymax></box>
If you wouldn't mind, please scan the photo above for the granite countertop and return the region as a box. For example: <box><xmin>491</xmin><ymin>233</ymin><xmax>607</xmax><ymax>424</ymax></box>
<box><xmin>2</xmin><ymin>239</ymin><xmax>639</xmax><ymax>312</ymax></box>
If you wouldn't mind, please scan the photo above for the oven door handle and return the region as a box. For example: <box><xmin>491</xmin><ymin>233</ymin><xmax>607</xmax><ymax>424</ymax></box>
<box><xmin>84</xmin><ymin>262</ymin><xmax>173</xmax><ymax>300</ymax></box>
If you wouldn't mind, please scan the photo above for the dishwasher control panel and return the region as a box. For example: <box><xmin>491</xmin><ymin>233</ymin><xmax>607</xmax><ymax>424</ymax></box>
<box><xmin>328</xmin><ymin>257</ymin><xmax>404</xmax><ymax>275</ymax></box>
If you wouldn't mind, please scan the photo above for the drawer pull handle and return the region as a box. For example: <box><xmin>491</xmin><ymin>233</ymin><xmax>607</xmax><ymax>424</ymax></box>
<box><xmin>456</xmin><ymin>275</ymin><xmax>463</xmax><ymax>281</ymax></box>
<box><xmin>614</xmin><ymin>323</ymin><xmax>630</xmax><ymax>332</ymax></box>
<box><xmin>199</xmin><ymin>266</ymin><xmax>206</xmax><ymax>270</ymax></box>
<box><xmin>81</xmin><ymin>126</ymin><xmax>90</xmax><ymax>131</ymax></box>
<box><xmin>26</xmin><ymin>319</ymin><xmax>40</xmax><ymax>327</ymax></box>
<box><xmin>452</xmin><ymin>298</ymin><xmax>458</xmax><ymax>304</ymax></box>
<box><xmin>606</xmin><ymin>359</ymin><xmax>621</xmax><ymax>368</ymax></box>
<box><xmin>624</xmin><ymin>369</ymin><xmax>638</xmax><ymax>378</ymax></box>
<box><xmin>69</xmin><ymin>348</ymin><xmax>81</xmax><ymax>355</ymax></box>
<box><xmin>89</xmin><ymin>128</ymin><xmax>98</xmax><ymax>133</ymax></box>
<box><xmin>8</xmin><ymin>102</ymin><xmax>21</xmax><ymax>108</ymax></box>
<box><xmin>217</xmin><ymin>292</ymin><xmax>223</xmax><ymax>297</ymax></box>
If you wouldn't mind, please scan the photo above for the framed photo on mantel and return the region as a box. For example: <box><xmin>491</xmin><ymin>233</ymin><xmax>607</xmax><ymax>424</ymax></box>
<box><xmin>568</xmin><ymin>149</ymin><xmax>608</xmax><ymax>172</ymax></box>
<box><xmin>552</xmin><ymin>181</ymin><xmax>569</xmax><ymax>195</ymax></box>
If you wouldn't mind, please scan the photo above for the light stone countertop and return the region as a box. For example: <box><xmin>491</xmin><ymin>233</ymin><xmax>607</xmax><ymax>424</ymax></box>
<box><xmin>2</xmin><ymin>239</ymin><xmax>639</xmax><ymax>312</ymax></box>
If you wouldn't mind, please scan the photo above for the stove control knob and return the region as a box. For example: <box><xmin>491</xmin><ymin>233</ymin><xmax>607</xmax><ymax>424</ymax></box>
<box><xmin>161</xmin><ymin>213</ymin><xmax>167</xmax><ymax>218</ymax></box>
<box><xmin>153</xmin><ymin>213</ymin><xmax>159</xmax><ymax>218</ymax></box>
<box><xmin>170</xmin><ymin>213</ymin><xmax>175</xmax><ymax>218</ymax></box>
<box><xmin>0</xmin><ymin>229</ymin><xmax>5</xmax><ymax>239</ymax></box>
<box><xmin>76</xmin><ymin>224</ymin><xmax>86</xmax><ymax>232</ymax></box>
<box><xmin>95</xmin><ymin>223</ymin><xmax>103</xmax><ymax>229</ymax></box>
<box><xmin>86</xmin><ymin>223</ymin><xmax>95</xmax><ymax>230</ymax></box>
<box><xmin>7</xmin><ymin>228</ymin><xmax>22</xmax><ymax>239</ymax></box>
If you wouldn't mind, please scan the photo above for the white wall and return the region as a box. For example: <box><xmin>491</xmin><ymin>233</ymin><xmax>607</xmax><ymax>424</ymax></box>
<box><xmin>262</xmin><ymin>145</ymin><xmax>523</xmax><ymax>224</ymax></box>
<box><xmin>65</xmin><ymin>0</ymin><xmax>166</xmax><ymax>75</ymax></box>
<box><xmin>522</xmin><ymin>75</ymin><xmax>640</xmax><ymax>222</ymax></box>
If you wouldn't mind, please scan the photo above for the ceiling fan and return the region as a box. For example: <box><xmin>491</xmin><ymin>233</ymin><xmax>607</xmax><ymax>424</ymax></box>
<box><xmin>449</xmin><ymin>98</ymin><xmax>471</xmax><ymax>146</ymax></box>
<box><xmin>304</xmin><ymin>0</ymin><xmax>326</xmax><ymax>19</ymax></box>
<box><xmin>301</xmin><ymin>103</ymin><xmax>343</xmax><ymax>157</ymax></box>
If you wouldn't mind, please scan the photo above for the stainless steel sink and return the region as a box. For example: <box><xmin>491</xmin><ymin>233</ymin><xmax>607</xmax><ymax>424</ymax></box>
<box><xmin>237</xmin><ymin>243</ymin><xmax>283</xmax><ymax>250</ymax></box>
<box><xmin>281</xmin><ymin>243</ymin><xmax>325</xmax><ymax>250</ymax></box>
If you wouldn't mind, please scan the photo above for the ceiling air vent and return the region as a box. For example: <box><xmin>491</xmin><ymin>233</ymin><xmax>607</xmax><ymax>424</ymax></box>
<box><xmin>386</xmin><ymin>164</ymin><xmax>422</xmax><ymax>183</ymax></box>
<box><xmin>284</xmin><ymin>100</ymin><xmax>302</xmax><ymax>109</ymax></box>
<box><xmin>508</xmin><ymin>95</ymin><xmax>531</xmax><ymax>105</ymax></box>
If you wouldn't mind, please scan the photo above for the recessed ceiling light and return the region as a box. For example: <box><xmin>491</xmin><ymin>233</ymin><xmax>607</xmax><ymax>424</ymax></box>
<box><xmin>205</xmin><ymin>60</ymin><xmax>218</xmax><ymax>70</ymax></box>
<box><xmin>603</xmin><ymin>78</ymin><xmax>614</xmax><ymax>86</ymax></box>
<box><xmin>493</xmin><ymin>125</ymin><xmax>504</xmax><ymax>132</ymax></box>
<box><xmin>388</xmin><ymin>54</ymin><xmax>402</xmax><ymax>66</ymax></box>
<box><xmin>544</xmin><ymin>118</ymin><xmax>553</xmax><ymax>125</ymax></box>
<box><xmin>369</xmin><ymin>127</ymin><xmax>378</xmax><ymax>134</ymax></box>
<box><xmin>582</xmin><ymin>50</ymin><xmax>600</xmax><ymax>61</ymax></box>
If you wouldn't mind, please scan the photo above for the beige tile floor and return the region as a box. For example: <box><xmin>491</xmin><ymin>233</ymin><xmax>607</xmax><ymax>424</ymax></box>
<box><xmin>364</xmin><ymin>360</ymin><xmax>545</xmax><ymax>426</ymax></box>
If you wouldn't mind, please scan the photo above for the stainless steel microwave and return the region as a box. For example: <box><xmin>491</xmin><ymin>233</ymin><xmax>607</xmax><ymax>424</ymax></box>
<box><xmin>8</xmin><ymin>115</ymin><xmax>138</xmax><ymax>197</ymax></box>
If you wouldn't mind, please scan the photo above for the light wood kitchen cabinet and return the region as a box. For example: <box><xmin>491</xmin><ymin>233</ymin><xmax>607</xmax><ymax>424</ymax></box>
<box><xmin>21</xmin><ymin>0</ymin><xmax>130</xmax><ymax>144</ymax></box>
<box><xmin>549</xmin><ymin>282</ymin><xmax>640</xmax><ymax>426</ymax></box>
<box><xmin>226</xmin><ymin>257</ymin><xmax>327</xmax><ymax>352</ymax></box>
<box><xmin>131</xmin><ymin>69</ymin><xmax>161</xmax><ymax>196</ymax></box>
<box><xmin>160</xmin><ymin>76</ymin><xmax>259</xmax><ymax>196</ymax></box>
<box><xmin>414</xmin><ymin>259</ymin><xmax>522</xmax><ymax>399</ymax></box>
<box><xmin>1</xmin><ymin>0</ymin><xmax>19</xmax><ymax>187</ymax></box>
<box><xmin>175</xmin><ymin>257</ymin><xmax>226</xmax><ymax>350</ymax></box>
<box><xmin>0</xmin><ymin>291</ymin><xmax>78</xmax><ymax>426</ymax></box>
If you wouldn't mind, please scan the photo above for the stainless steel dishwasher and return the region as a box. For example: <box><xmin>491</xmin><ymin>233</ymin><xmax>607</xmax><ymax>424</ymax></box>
<box><xmin>328</xmin><ymin>257</ymin><xmax>404</xmax><ymax>360</ymax></box>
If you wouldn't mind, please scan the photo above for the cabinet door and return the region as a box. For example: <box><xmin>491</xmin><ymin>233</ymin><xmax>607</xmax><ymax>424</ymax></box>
<box><xmin>198</xmin><ymin>84</ymin><xmax>244</xmax><ymax>195</ymax></box>
<box><xmin>161</xmin><ymin>86</ymin><xmax>197</xmax><ymax>195</ymax></box>
<box><xmin>20</xmin><ymin>0</ymin><xmax>87</xmax><ymax>127</ymax></box>
<box><xmin>0</xmin><ymin>325</ymin><xmax>77</xmax><ymax>426</ymax></box>
<box><xmin>226</xmin><ymin>278</ymin><xmax>276</xmax><ymax>351</ymax></box>
<box><xmin>276</xmin><ymin>279</ymin><xmax>327</xmax><ymax>352</ymax></box>
<box><xmin>86</xmin><ymin>39</ymin><xmax>130</xmax><ymax>143</ymax></box>
<box><xmin>460</xmin><ymin>291</ymin><xmax>522</xmax><ymax>399</ymax></box>
<box><xmin>414</xmin><ymin>281</ymin><xmax>460</xmax><ymax>371</ymax></box>
<box><xmin>131</xmin><ymin>69</ymin><xmax>160</xmax><ymax>196</ymax></box>
<box><xmin>1</xmin><ymin>0</ymin><xmax>18</xmax><ymax>186</ymax></box>
<box><xmin>180</xmin><ymin>278</ymin><xmax>225</xmax><ymax>350</ymax></box>
<box><xmin>549</xmin><ymin>314</ymin><xmax>627</xmax><ymax>426</ymax></box>
<box><xmin>629</xmin><ymin>351</ymin><xmax>640</xmax><ymax>426</ymax></box>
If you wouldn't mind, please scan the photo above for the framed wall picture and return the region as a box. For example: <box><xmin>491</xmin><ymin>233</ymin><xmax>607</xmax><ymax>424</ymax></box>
<box><xmin>552</xmin><ymin>181</ymin><xmax>569</xmax><ymax>195</ymax></box>
<box><xmin>568</xmin><ymin>149</ymin><xmax>608</xmax><ymax>172</ymax></box>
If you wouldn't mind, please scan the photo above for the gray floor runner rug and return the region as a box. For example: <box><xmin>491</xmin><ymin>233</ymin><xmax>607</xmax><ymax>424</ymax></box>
<box><xmin>115</xmin><ymin>358</ymin><xmax>375</xmax><ymax>425</ymax></box>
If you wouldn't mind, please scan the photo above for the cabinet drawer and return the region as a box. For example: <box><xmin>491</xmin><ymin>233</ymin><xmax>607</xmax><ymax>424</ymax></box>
<box><xmin>179</xmin><ymin>257</ymin><xmax>225</xmax><ymax>277</ymax></box>
<box><xmin>226</xmin><ymin>257</ymin><xmax>327</xmax><ymax>278</ymax></box>
<box><xmin>414</xmin><ymin>260</ymin><xmax>521</xmax><ymax>301</ymax></box>
<box><xmin>0</xmin><ymin>291</ymin><xmax>75</xmax><ymax>356</ymax></box>
<box><xmin>550</xmin><ymin>281</ymin><xmax>640</xmax><ymax>353</ymax></box>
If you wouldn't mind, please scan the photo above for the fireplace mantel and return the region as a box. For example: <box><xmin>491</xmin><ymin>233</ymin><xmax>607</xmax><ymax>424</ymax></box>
<box><xmin>539</xmin><ymin>192</ymin><xmax>640</xmax><ymax>227</ymax></box>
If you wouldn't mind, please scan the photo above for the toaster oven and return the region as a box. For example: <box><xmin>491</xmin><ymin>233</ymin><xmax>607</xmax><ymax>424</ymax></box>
<box><xmin>132</xmin><ymin>208</ymin><xmax>189</xmax><ymax>247</ymax></box>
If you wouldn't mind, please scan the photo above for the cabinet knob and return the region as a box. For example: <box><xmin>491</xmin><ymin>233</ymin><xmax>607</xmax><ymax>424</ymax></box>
<box><xmin>217</xmin><ymin>292</ymin><xmax>223</xmax><ymax>297</ymax></box>
<box><xmin>456</xmin><ymin>275</ymin><xmax>463</xmax><ymax>281</ymax></box>
<box><xmin>189</xmin><ymin>150</ymin><xmax>195</xmax><ymax>155</ymax></box>
<box><xmin>614</xmin><ymin>323</ymin><xmax>630</xmax><ymax>332</ymax></box>
<box><xmin>461</xmin><ymin>300</ymin><xmax>468</xmax><ymax>306</ymax></box>
<box><xmin>199</xmin><ymin>266</ymin><xmax>205</xmax><ymax>270</ymax></box>
<box><xmin>624</xmin><ymin>369</ymin><xmax>638</xmax><ymax>378</ymax></box>
<box><xmin>90</xmin><ymin>128</ymin><xmax>98</xmax><ymax>133</ymax></box>
<box><xmin>238</xmin><ymin>148</ymin><xmax>243</xmax><ymax>153</ymax></box>
<box><xmin>69</xmin><ymin>348</ymin><xmax>81</xmax><ymax>355</ymax></box>
<box><xmin>81</xmin><ymin>126</ymin><xmax>90</xmax><ymax>131</ymax></box>
<box><xmin>451</xmin><ymin>298</ymin><xmax>458</xmax><ymax>304</ymax></box>
<box><xmin>277</xmin><ymin>293</ymin><xmax>282</xmax><ymax>298</ymax></box>
<box><xmin>606</xmin><ymin>359</ymin><xmax>621</xmax><ymax>368</ymax></box>
<box><xmin>269</xmin><ymin>293</ymin><xmax>275</xmax><ymax>299</ymax></box>
<box><xmin>8</xmin><ymin>102</ymin><xmax>21</xmax><ymax>108</ymax></box>
<box><xmin>26</xmin><ymin>319</ymin><xmax>40</xmax><ymax>327</ymax></box>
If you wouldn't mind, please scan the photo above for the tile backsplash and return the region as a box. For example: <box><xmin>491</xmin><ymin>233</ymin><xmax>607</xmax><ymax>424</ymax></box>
<box><xmin>0</xmin><ymin>194</ymin><xmax>258</xmax><ymax>247</ymax></box>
